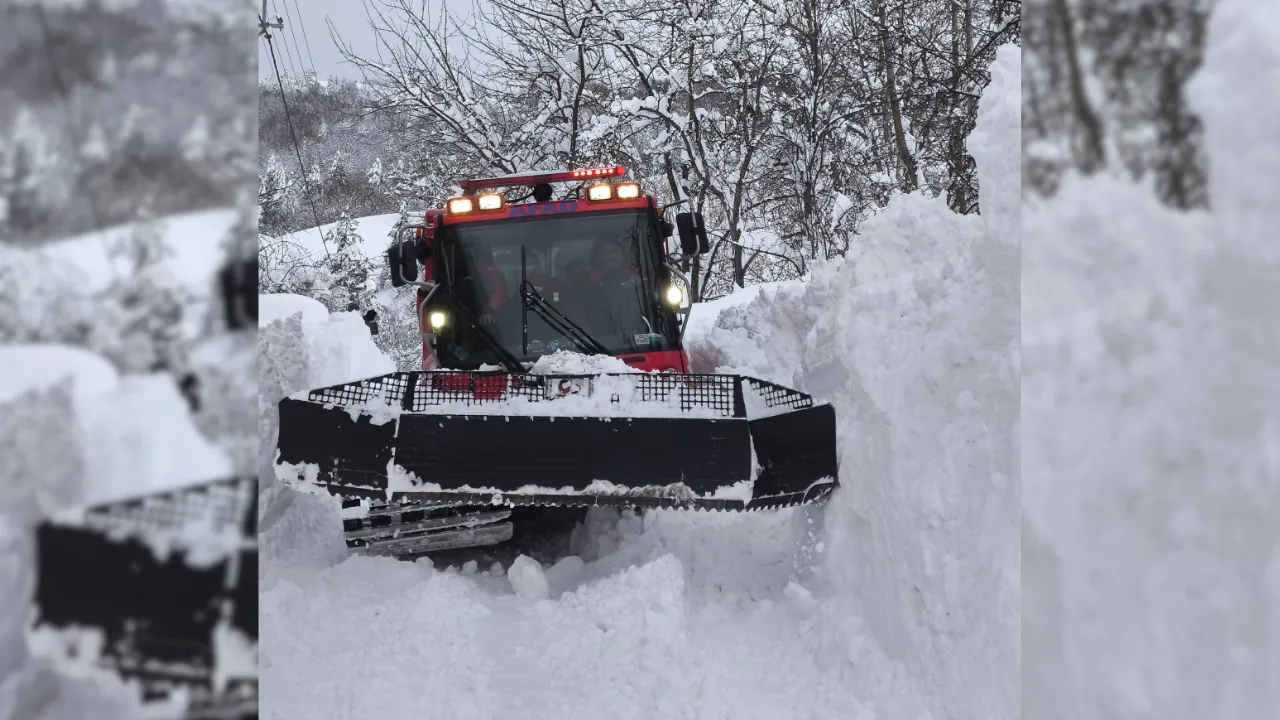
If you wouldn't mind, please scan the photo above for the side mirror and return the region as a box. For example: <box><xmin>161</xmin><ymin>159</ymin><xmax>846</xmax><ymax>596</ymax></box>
<box><xmin>693</xmin><ymin>212</ymin><xmax>710</xmax><ymax>255</ymax></box>
<box><xmin>387</xmin><ymin>236</ymin><xmax>419</xmax><ymax>287</ymax></box>
<box><xmin>675</xmin><ymin>212</ymin><xmax>711</xmax><ymax>256</ymax></box>
<box><xmin>675</xmin><ymin>212</ymin><xmax>698</xmax><ymax>256</ymax></box>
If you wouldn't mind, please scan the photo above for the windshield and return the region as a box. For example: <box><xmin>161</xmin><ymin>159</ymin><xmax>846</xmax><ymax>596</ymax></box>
<box><xmin>434</xmin><ymin>208</ymin><xmax>677</xmax><ymax>368</ymax></box>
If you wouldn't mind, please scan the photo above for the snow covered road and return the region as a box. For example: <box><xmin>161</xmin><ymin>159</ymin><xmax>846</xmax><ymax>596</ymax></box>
<box><xmin>262</xmin><ymin>509</ymin><xmax>916</xmax><ymax>720</ymax></box>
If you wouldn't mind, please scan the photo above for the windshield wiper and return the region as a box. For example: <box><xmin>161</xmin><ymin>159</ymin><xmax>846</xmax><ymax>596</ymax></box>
<box><xmin>519</xmin><ymin>280</ymin><xmax>612</xmax><ymax>356</ymax></box>
<box><xmin>443</xmin><ymin>295</ymin><xmax>526</xmax><ymax>374</ymax></box>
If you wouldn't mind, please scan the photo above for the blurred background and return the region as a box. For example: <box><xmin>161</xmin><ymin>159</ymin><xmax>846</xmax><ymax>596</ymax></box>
<box><xmin>1022</xmin><ymin>0</ymin><xmax>1279</xmax><ymax>718</ymax></box>
<box><xmin>0</xmin><ymin>0</ymin><xmax>258</xmax><ymax>718</ymax></box>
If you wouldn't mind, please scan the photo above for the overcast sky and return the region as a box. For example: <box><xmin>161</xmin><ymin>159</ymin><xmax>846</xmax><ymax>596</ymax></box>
<box><xmin>257</xmin><ymin>0</ymin><xmax>478</xmax><ymax>81</ymax></box>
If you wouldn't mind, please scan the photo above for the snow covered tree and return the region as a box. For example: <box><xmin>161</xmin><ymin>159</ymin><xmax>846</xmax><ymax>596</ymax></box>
<box><xmin>313</xmin><ymin>0</ymin><xmax>1017</xmax><ymax>301</ymax></box>
<box><xmin>92</xmin><ymin>213</ymin><xmax>189</xmax><ymax>373</ymax></box>
<box><xmin>321</xmin><ymin>213</ymin><xmax>374</xmax><ymax>312</ymax></box>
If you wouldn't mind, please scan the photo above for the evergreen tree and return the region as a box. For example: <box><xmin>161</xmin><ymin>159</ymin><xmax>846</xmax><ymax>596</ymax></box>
<box><xmin>321</xmin><ymin>212</ymin><xmax>373</xmax><ymax>312</ymax></box>
<box><xmin>93</xmin><ymin>212</ymin><xmax>189</xmax><ymax>373</ymax></box>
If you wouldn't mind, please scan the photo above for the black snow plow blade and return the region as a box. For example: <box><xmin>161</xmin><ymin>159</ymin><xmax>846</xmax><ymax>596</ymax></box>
<box><xmin>276</xmin><ymin>371</ymin><xmax>838</xmax><ymax>512</ymax></box>
<box><xmin>33</xmin><ymin>476</ymin><xmax>257</xmax><ymax>719</ymax></box>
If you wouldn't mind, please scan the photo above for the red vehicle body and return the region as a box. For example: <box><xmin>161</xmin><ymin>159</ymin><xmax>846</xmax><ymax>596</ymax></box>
<box><xmin>398</xmin><ymin>167</ymin><xmax>696</xmax><ymax>374</ymax></box>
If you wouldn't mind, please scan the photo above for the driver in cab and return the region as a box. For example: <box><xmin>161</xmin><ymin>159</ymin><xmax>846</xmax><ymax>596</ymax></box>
<box><xmin>587</xmin><ymin>238</ymin><xmax>639</xmax><ymax>288</ymax></box>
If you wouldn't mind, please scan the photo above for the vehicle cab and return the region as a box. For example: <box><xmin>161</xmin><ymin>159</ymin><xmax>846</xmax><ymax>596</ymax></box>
<box><xmin>386</xmin><ymin>167</ymin><xmax>710</xmax><ymax>374</ymax></box>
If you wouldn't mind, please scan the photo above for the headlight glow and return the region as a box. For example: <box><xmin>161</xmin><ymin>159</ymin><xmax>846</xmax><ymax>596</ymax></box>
<box><xmin>665</xmin><ymin>285</ymin><xmax>683</xmax><ymax>305</ymax></box>
<box><xmin>429</xmin><ymin>311</ymin><xmax>447</xmax><ymax>330</ymax></box>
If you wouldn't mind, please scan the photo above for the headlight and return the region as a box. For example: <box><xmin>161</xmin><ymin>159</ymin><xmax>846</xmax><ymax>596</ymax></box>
<box><xmin>477</xmin><ymin>193</ymin><xmax>503</xmax><ymax>210</ymax></box>
<box><xmin>447</xmin><ymin>197</ymin><xmax>474</xmax><ymax>213</ymax></box>
<box><xmin>587</xmin><ymin>184</ymin><xmax>613</xmax><ymax>201</ymax></box>
<box><xmin>665</xmin><ymin>285</ymin><xmax>683</xmax><ymax>305</ymax></box>
<box><xmin>429</xmin><ymin>311</ymin><xmax>447</xmax><ymax>330</ymax></box>
<box><xmin>615</xmin><ymin>182</ymin><xmax>641</xmax><ymax>199</ymax></box>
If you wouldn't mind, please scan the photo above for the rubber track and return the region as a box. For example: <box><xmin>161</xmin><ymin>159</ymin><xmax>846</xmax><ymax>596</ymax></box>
<box><xmin>331</xmin><ymin>479</ymin><xmax>836</xmax><ymax>513</ymax></box>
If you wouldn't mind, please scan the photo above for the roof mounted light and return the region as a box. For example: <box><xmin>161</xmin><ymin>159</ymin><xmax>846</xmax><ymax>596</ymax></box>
<box><xmin>447</xmin><ymin>197</ymin><xmax>474</xmax><ymax>214</ymax></box>
<box><xmin>477</xmin><ymin>193</ymin><xmax>504</xmax><ymax>211</ymax></box>
<box><xmin>571</xmin><ymin>166</ymin><xmax>626</xmax><ymax>179</ymax></box>
<box><xmin>615</xmin><ymin>182</ymin><xmax>641</xmax><ymax>199</ymax></box>
<box><xmin>587</xmin><ymin>184</ymin><xmax>613</xmax><ymax>201</ymax></box>
<box><xmin>459</xmin><ymin>166</ymin><xmax>627</xmax><ymax>192</ymax></box>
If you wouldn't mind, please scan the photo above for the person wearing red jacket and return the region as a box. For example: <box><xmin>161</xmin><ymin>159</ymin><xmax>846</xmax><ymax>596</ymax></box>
<box><xmin>523</xmin><ymin>237</ymin><xmax>638</xmax><ymax>299</ymax></box>
<box><xmin>467</xmin><ymin>245</ymin><xmax>508</xmax><ymax>326</ymax></box>
<box><xmin>587</xmin><ymin>237</ymin><xmax>640</xmax><ymax>288</ymax></box>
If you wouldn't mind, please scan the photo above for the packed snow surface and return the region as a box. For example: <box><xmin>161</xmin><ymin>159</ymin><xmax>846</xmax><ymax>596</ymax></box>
<box><xmin>261</xmin><ymin>45</ymin><xmax>1020</xmax><ymax>720</ymax></box>
<box><xmin>1023</xmin><ymin>1</ymin><xmax>1280</xmax><ymax>717</ymax></box>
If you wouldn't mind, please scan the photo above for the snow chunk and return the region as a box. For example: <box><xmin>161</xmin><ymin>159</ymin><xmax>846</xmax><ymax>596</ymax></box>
<box><xmin>258</xmin><ymin>483</ymin><xmax>348</xmax><ymax>592</ymax></box>
<box><xmin>507</xmin><ymin>555</ymin><xmax>550</xmax><ymax>600</ymax></box>
<box><xmin>544</xmin><ymin>555</ymin><xmax>586</xmax><ymax>596</ymax></box>
<box><xmin>529</xmin><ymin>350</ymin><xmax>636</xmax><ymax>374</ymax></box>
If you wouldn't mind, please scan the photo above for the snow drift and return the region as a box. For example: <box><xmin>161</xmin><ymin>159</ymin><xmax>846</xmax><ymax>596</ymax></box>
<box><xmin>257</xmin><ymin>294</ymin><xmax>396</xmax><ymax>589</ymax></box>
<box><xmin>1022</xmin><ymin>1</ymin><xmax>1280</xmax><ymax>717</ymax></box>
<box><xmin>687</xmin><ymin>43</ymin><xmax>1021</xmax><ymax>720</ymax></box>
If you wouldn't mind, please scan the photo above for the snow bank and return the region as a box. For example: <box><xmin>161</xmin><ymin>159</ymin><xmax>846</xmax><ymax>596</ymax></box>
<box><xmin>0</xmin><ymin>344</ymin><xmax>232</xmax><ymax>511</ymax></box>
<box><xmin>258</xmin><ymin>294</ymin><xmax>398</xmax><ymax>584</ymax></box>
<box><xmin>0</xmin><ymin>345</ymin><xmax>119</xmax><ymax>406</ymax></box>
<box><xmin>1023</xmin><ymin>2</ymin><xmax>1279</xmax><ymax>717</ymax></box>
<box><xmin>689</xmin><ymin>44</ymin><xmax>1021</xmax><ymax>720</ymax></box>
<box><xmin>259</xmin><ymin>293</ymin><xmax>331</xmax><ymax>326</ymax></box>
<box><xmin>267</xmin><ymin>213</ymin><xmax>401</xmax><ymax>263</ymax></box>
<box><xmin>22</xmin><ymin>207</ymin><xmax>238</xmax><ymax>294</ymax></box>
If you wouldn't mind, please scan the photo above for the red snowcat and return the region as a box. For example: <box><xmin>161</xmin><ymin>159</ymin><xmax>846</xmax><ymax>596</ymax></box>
<box><xmin>275</xmin><ymin>166</ymin><xmax>838</xmax><ymax>557</ymax></box>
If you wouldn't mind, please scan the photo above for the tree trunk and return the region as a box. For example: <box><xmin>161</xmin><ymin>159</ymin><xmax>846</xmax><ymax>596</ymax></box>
<box><xmin>876</xmin><ymin>2</ymin><xmax>918</xmax><ymax>192</ymax></box>
<box><xmin>1053</xmin><ymin>0</ymin><xmax>1106</xmax><ymax>173</ymax></box>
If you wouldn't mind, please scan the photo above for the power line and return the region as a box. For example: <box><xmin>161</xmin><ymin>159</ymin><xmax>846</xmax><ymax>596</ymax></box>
<box><xmin>259</xmin><ymin>3</ymin><xmax>331</xmax><ymax>259</ymax></box>
<box><xmin>277</xmin><ymin>0</ymin><xmax>316</xmax><ymax>80</ymax></box>
<box><xmin>268</xmin><ymin>0</ymin><xmax>301</xmax><ymax>80</ymax></box>
<box><xmin>289</xmin><ymin>0</ymin><xmax>320</xmax><ymax>79</ymax></box>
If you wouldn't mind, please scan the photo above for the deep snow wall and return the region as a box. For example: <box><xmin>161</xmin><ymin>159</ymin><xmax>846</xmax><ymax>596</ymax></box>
<box><xmin>257</xmin><ymin>295</ymin><xmax>398</xmax><ymax>590</ymax></box>
<box><xmin>1022</xmin><ymin>2</ymin><xmax>1279</xmax><ymax>718</ymax></box>
<box><xmin>688</xmin><ymin>45</ymin><xmax>1020</xmax><ymax>720</ymax></box>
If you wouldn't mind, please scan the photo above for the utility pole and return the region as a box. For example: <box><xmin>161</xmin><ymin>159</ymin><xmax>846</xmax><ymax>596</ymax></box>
<box><xmin>258</xmin><ymin>0</ymin><xmax>283</xmax><ymax>38</ymax></box>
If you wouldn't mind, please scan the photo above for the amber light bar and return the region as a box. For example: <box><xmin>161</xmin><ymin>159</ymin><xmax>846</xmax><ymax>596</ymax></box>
<box><xmin>458</xmin><ymin>166</ymin><xmax>627</xmax><ymax>192</ymax></box>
